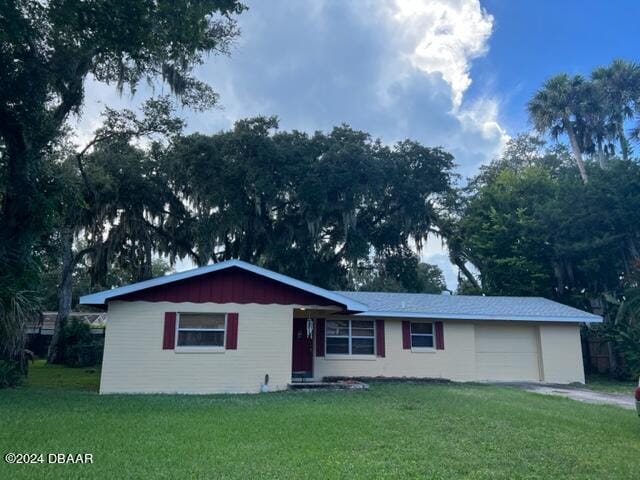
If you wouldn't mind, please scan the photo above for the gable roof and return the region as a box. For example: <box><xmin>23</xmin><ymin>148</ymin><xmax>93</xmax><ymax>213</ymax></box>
<box><xmin>334</xmin><ymin>291</ymin><xmax>602</xmax><ymax>323</ymax></box>
<box><xmin>79</xmin><ymin>260</ymin><xmax>601</xmax><ymax>323</ymax></box>
<box><xmin>79</xmin><ymin>259</ymin><xmax>368</xmax><ymax>311</ymax></box>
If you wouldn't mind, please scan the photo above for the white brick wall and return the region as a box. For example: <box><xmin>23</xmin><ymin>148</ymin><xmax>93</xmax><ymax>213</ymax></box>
<box><xmin>314</xmin><ymin>318</ymin><xmax>477</xmax><ymax>381</ymax></box>
<box><xmin>100</xmin><ymin>302</ymin><xmax>586</xmax><ymax>394</ymax></box>
<box><xmin>314</xmin><ymin>318</ymin><xmax>585</xmax><ymax>384</ymax></box>
<box><xmin>100</xmin><ymin>301</ymin><xmax>294</xmax><ymax>394</ymax></box>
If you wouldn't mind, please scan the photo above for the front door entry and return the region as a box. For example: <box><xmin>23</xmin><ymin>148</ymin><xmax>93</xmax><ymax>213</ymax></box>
<box><xmin>292</xmin><ymin>318</ymin><xmax>313</xmax><ymax>379</ymax></box>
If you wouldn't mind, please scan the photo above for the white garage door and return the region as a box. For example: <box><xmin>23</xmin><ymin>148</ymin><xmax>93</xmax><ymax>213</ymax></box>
<box><xmin>475</xmin><ymin>324</ymin><xmax>541</xmax><ymax>382</ymax></box>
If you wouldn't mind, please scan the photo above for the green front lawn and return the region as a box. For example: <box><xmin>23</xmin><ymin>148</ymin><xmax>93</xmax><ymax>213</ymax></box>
<box><xmin>25</xmin><ymin>360</ymin><xmax>101</xmax><ymax>391</ymax></box>
<box><xmin>1</xmin><ymin>363</ymin><xmax>639</xmax><ymax>479</ymax></box>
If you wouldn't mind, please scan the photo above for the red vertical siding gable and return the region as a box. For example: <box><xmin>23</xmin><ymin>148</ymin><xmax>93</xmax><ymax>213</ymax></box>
<box><xmin>113</xmin><ymin>267</ymin><xmax>339</xmax><ymax>306</ymax></box>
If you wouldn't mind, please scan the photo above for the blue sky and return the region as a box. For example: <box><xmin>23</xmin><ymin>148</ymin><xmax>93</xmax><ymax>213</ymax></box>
<box><xmin>474</xmin><ymin>0</ymin><xmax>640</xmax><ymax>134</ymax></box>
<box><xmin>81</xmin><ymin>0</ymin><xmax>639</xmax><ymax>289</ymax></box>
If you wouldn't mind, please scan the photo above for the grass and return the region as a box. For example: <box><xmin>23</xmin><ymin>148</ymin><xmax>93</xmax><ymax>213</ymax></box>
<box><xmin>24</xmin><ymin>360</ymin><xmax>100</xmax><ymax>391</ymax></box>
<box><xmin>1</xmin><ymin>363</ymin><xmax>639</xmax><ymax>479</ymax></box>
<box><xmin>585</xmin><ymin>373</ymin><xmax>638</xmax><ymax>395</ymax></box>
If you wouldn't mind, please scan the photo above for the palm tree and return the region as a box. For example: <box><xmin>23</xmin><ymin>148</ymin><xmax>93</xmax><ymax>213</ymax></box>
<box><xmin>591</xmin><ymin>59</ymin><xmax>640</xmax><ymax>161</ymax></box>
<box><xmin>528</xmin><ymin>74</ymin><xmax>590</xmax><ymax>183</ymax></box>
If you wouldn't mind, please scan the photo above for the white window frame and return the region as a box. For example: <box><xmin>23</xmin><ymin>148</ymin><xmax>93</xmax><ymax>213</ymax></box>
<box><xmin>175</xmin><ymin>312</ymin><xmax>227</xmax><ymax>352</ymax></box>
<box><xmin>325</xmin><ymin>319</ymin><xmax>376</xmax><ymax>356</ymax></box>
<box><xmin>410</xmin><ymin>321</ymin><xmax>435</xmax><ymax>351</ymax></box>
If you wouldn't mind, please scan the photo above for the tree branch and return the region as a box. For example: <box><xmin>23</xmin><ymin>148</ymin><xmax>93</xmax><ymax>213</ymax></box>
<box><xmin>453</xmin><ymin>257</ymin><xmax>481</xmax><ymax>291</ymax></box>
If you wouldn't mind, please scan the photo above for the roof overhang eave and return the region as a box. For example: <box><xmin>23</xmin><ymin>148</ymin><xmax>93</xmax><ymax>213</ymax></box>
<box><xmin>351</xmin><ymin>310</ymin><xmax>603</xmax><ymax>323</ymax></box>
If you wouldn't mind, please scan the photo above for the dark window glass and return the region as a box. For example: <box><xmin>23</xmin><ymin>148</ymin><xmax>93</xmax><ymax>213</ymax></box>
<box><xmin>177</xmin><ymin>330</ymin><xmax>224</xmax><ymax>347</ymax></box>
<box><xmin>411</xmin><ymin>323</ymin><xmax>433</xmax><ymax>335</ymax></box>
<box><xmin>179</xmin><ymin>313</ymin><xmax>225</xmax><ymax>329</ymax></box>
<box><xmin>326</xmin><ymin>337</ymin><xmax>349</xmax><ymax>354</ymax></box>
<box><xmin>352</xmin><ymin>320</ymin><xmax>374</xmax><ymax>330</ymax></box>
<box><xmin>352</xmin><ymin>320</ymin><xmax>374</xmax><ymax>337</ymax></box>
<box><xmin>326</xmin><ymin>320</ymin><xmax>349</xmax><ymax>336</ymax></box>
<box><xmin>326</xmin><ymin>320</ymin><xmax>375</xmax><ymax>355</ymax></box>
<box><xmin>352</xmin><ymin>338</ymin><xmax>375</xmax><ymax>355</ymax></box>
<box><xmin>411</xmin><ymin>335</ymin><xmax>434</xmax><ymax>348</ymax></box>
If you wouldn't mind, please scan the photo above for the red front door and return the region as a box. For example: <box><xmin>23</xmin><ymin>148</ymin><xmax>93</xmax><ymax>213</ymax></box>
<box><xmin>292</xmin><ymin>318</ymin><xmax>313</xmax><ymax>378</ymax></box>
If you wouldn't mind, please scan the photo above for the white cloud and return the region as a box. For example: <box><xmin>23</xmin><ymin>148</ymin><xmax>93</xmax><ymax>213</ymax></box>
<box><xmin>456</xmin><ymin>96</ymin><xmax>509</xmax><ymax>160</ymax></box>
<box><xmin>391</xmin><ymin>0</ymin><xmax>493</xmax><ymax>109</ymax></box>
<box><xmin>382</xmin><ymin>0</ymin><xmax>509</xmax><ymax>170</ymax></box>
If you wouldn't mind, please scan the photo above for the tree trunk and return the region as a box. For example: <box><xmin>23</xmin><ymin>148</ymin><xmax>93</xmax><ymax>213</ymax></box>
<box><xmin>47</xmin><ymin>228</ymin><xmax>75</xmax><ymax>364</ymax></box>
<box><xmin>564</xmin><ymin>119</ymin><xmax>589</xmax><ymax>184</ymax></box>
<box><xmin>597</xmin><ymin>142</ymin><xmax>606</xmax><ymax>169</ymax></box>
<box><xmin>0</xmin><ymin>133</ymin><xmax>41</xmax><ymax>364</ymax></box>
<box><xmin>619</xmin><ymin>132</ymin><xmax>629</xmax><ymax>161</ymax></box>
<box><xmin>552</xmin><ymin>261</ymin><xmax>565</xmax><ymax>295</ymax></box>
<box><xmin>0</xmin><ymin>136</ymin><xmax>37</xmax><ymax>284</ymax></box>
<box><xmin>454</xmin><ymin>258</ymin><xmax>482</xmax><ymax>292</ymax></box>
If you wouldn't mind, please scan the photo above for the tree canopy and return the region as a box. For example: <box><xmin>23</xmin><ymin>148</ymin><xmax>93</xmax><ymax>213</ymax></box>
<box><xmin>456</xmin><ymin>134</ymin><xmax>640</xmax><ymax>302</ymax></box>
<box><xmin>0</xmin><ymin>0</ymin><xmax>246</xmax><ymax>363</ymax></box>
<box><xmin>528</xmin><ymin>59</ymin><xmax>640</xmax><ymax>183</ymax></box>
<box><xmin>163</xmin><ymin>116</ymin><xmax>455</xmax><ymax>289</ymax></box>
<box><xmin>0</xmin><ymin>0</ymin><xmax>245</xmax><ymax>277</ymax></box>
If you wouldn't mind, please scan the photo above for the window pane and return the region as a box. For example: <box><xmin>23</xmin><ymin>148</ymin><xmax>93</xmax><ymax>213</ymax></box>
<box><xmin>179</xmin><ymin>313</ymin><xmax>225</xmax><ymax>329</ymax></box>
<box><xmin>411</xmin><ymin>323</ymin><xmax>433</xmax><ymax>335</ymax></box>
<box><xmin>352</xmin><ymin>338</ymin><xmax>374</xmax><ymax>355</ymax></box>
<box><xmin>326</xmin><ymin>320</ymin><xmax>349</xmax><ymax>336</ymax></box>
<box><xmin>411</xmin><ymin>335</ymin><xmax>434</xmax><ymax>348</ymax></box>
<box><xmin>177</xmin><ymin>330</ymin><xmax>224</xmax><ymax>347</ymax></box>
<box><xmin>352</xmin><ymin>328</ymin><xmax>374</xmax><ymax>337</ymax></box>
<box><xmin>326</xmin><ymin>337</ymin><xmax>349</xmax><ymax>354</ymax></box>
<box><xmin>352</xmin><ymin>320</ymin><xmax>374</xmax><ymax>330</ymax></box>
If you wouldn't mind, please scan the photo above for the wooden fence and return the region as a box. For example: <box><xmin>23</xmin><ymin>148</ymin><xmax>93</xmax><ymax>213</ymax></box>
<box><xmin>583</xmin><ymin>337</ymin><xmax>613</xmax><ymax>374</ymax></box>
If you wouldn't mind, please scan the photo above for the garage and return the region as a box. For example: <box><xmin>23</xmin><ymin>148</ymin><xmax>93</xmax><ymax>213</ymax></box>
<box><xmin>475</xmin><ymin>324</ymin><xmax>541</xmax><ymax>381</ymax></box>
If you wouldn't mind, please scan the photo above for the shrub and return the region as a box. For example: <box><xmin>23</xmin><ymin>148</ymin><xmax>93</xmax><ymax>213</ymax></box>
<box><xmin>602</xmin><ymin>287</ymin><xmax>640</xmax><ymax>379</ymax></box>
<box><xmin>607</xmin><ymin>322</ymin><xmax>640</xmax><ymax>379</ymax></box>
<box><xmin>0</xmin><ymin>360</ymin><xmax>23</xmax><ymax>388</ymax></box>
<box><xmin>59</xmin><ymin>319</ymin><xmax>104</xmax><ymax>367</ymax></box>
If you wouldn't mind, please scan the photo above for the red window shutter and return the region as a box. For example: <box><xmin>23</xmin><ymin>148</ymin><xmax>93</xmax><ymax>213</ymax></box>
<box><xmin>375</xmin><ymin>319</ymin><xmax>385</xmax><ymax>357</ymax></box>
<box><xmin>315</xmin><ymin>318</ymin><xmax>325</xmax><ymax>357</ymax></box>
<box><xmin>163</xmin><ymin>312</ymin><xmax>177</xmax><ymax>350</ymax></box>
<box><xmin>402</xmin><ymin>320</ymin><xmax>411</xmax><ymax>349</ymax></box>
<box><xmin>435</xmin><ymin>321</ymin><xmax>445</xmax><ymax>350</ymax></box>
<box><xmin>226</xmin><ymin>313</ymin><xmax>239</xmax><ymax>350</ymax></box>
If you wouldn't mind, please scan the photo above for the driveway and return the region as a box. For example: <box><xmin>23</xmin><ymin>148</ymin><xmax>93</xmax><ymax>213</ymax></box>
<box><xmin>510</xmin><ymin>383</ymin><xmax>636</xmax><ymax>410</ymax></box>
